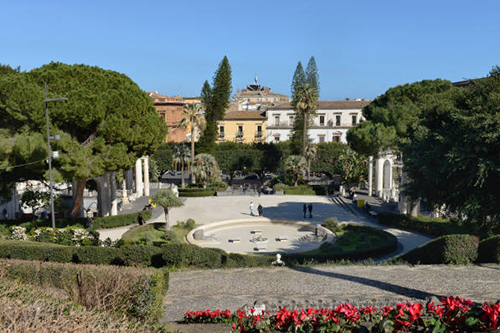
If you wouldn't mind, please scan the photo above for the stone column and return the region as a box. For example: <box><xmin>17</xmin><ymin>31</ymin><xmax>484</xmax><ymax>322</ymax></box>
<box><xmin>143</xmin><ymin>156</ymin><xmax>150</xmax><ymax>196</ymax></box>
<box><xmin>374</xmin><ymin>157</ymin><xmax>384</xmax><ymax>197</ymax></box>
<box><xmin>135</xmin><ymin>158</ymin><xmax>143</xmax><ymax>198</ymax></box>
<box><xmin>368</xmin><ymin>156</ymin><xmax>373</xmax><ymax>197</ymax></box>
<box><xmin>110</xmin><ymin>172</ymin><xmax>118</xmax><ymax>216</ymax></box>
<box><xmin>121</xmin><ymin>178</ymin><xmax>128</xmax><ymax>203</ymax></box>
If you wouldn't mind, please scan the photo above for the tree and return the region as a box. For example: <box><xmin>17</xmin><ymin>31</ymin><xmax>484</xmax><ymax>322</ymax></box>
<box><xmin>0</xmin><ymin>64</ymin><xmax>20</xmax><ymax>76</ymax></box>
<box><xmin>151</xmin><ymin>189</ymin><xmax>183</xmax><ymax>228</ymax></box>
<box><xmin>292</xmin><ymin>84</ymin><xmax>319</xmax><ymax>157</ymax></box>
<box><xmin>197</xmin><ymin>57</ymin><xmax>232</xmax><ymax>154</ymax></box>
<box><xmin>304</xmin><ymin>144</ymin><xmax>317</xmax><ymax>180</ymax></box>
<box><xmin>311</xmin><ymin>142</ymin><xmax>346</xmax><ymax>177</ymax></box>
<box><xmin>179</xmin><ymin>103</ymin><xmax>206</xmax><ymax>184</ymax></box>
<box><xmin>285</xmin><ymin>155</ymin><xmax>306</xmax><ymax>187</ymax></box>
<box><xmin>214</xmin><ymin>142</ymin><xmax>257</xmax><ymax>184</ymax></box>
<box><xmin>21</xmin><ymin>189</ymin><xmax>50</xmax><ymax>222</ymax></box>
<box><xmin>192</xmin><ymin>153</ymin><xmax>220</xmax><ymax>187</ymax></box>
<box><xmin>335</xmin><ymin>148</ymin><xmax>368</xmax><ymax>187</ymax></box>
<box><xmin>305</xmin><ymin>56</ymin><xmax>320</xmax><ymax>94</ymax></box>
<box><xmin>0</xmin><ymin>62</ymin><xmax>167</xmax><ymax>218</ymax></box>
<box><xmin>172</xmin><ymin>144</ymin><xmax>191</xmax><ymax>189</ymax></box>
<box><xmin>290</xmin><ymin>62</ymin><xmax>306</xmax><ymax>154</ymax></box>
<box><xmin>151</xmin><ymin>142</ymin><xmax>175</xmax><ymax>180</ymax></box>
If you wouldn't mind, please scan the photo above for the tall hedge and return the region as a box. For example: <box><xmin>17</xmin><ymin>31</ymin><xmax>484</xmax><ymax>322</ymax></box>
<box><xmin>398</xmin><ymin>234</ymin><xmax>479</xmax><ymax>265</ymax></box>
<box><xmin>0</xmin><ymin>259</ymin><xmax>169</xmax><ymax>322</ymax></box>
<box><xmin>477</xmin><ymin>235</ymin><xmax>500</xmax><ymax>263</ymax></box>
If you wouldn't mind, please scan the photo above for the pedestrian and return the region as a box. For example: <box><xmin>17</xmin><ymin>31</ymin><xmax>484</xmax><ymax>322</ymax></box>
<box><xmin>303</xmin><ymin>203</ymin><xmax>307</xmax><ymax>218</ymax></box>
<box><xmin>258</xmin><ymin>186</ymin><xmax>261</xmax><ymax>197</ymax></box>
<box><xmin>138</xmin><ymin>213</ymin><xmax>144</xmax><ymax>225</ymax></box>
<box><xmin>257</xmin><ymin>203</ymin><xmax>263</xmax><ymax>216</ymax></box>
<box><xmin>86</xmin><ymin>214</ymin><xmax>94</xmax><ymax>230</ymax></box>
<box><xmin>308</xmin><ymin>203</ymin><xmax>313</xmax><ymax>218</ymax></box>
<box><xmin>250</xmin><ymin>202</ymin><xmax>254</xmax><ymax>216</ymax></box>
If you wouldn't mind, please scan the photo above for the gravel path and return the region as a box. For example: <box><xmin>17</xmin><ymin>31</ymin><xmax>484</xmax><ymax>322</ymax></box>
<box><xmin>162</xmin><ymin>264</ymin><xmax>500</xmax><ymax>322</ymax></box>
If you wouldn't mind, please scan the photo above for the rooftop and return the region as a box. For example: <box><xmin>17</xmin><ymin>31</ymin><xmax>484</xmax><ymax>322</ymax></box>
<box><xmin>269</xmin><ymin>100</ymin><xmax>372</xmax><ymax>110</ymax></box>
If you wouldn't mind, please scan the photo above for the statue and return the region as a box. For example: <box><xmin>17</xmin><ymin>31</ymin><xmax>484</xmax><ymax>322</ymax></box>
<box><xmin>254</xmin><ymin>74</ymin><xmax>258</xmax><ymax>86</ymax></box>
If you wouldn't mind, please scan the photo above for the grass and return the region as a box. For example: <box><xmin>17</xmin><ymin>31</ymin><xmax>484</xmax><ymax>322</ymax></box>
<box><xmin>120</xmin><ymin>223</ymin><xmax>169</xmax><ymax>245</ymax></box>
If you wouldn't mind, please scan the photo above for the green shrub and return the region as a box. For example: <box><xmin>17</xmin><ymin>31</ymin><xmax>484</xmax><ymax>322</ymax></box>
<box><xmin>273</xmin><ymin>183</ymin><xmax>287</xmax><ymax>191</ymax></box>
<box><xmin>1</xmin><ymin>259</ymin><xmax>169</xmax><ymax>322</ymax></box>
<box><xmin>72</xmin><ymin>246</ymin><xmax>122</xmax><ymax>265</ymax></box>
<box><xmin>398</xmin><ymin>234</ymin><xmax>479</xmax><ymax>265</ymax></box>
<box><xmin>324</xmin><ymin>218</ymin><xmax>342</xmax><ymax>233</ymax></box>
<box><xmin>93</xmin><ymin>211</ymin><xmax>152</xmax><ymax>229</ymax></box>
<box><xmin>377</xmin><ymin>213</ymin><xmax>477</xmax><ymax>237</ymax></box>
<box><xmin>212</xmin><ymin>181</ymin><xmax>228</xmax><ymax>191</ymax></box>
<box><xmin>0</xmin><ymin>240</ymin><xmax>75</xmax><ymax>262</ymax></box>
<box><xmin>119</xmin><ymin>244</ymin><xmax>163</xmax><ymax>267</ymax></box>
<box><xmin>477</xmin><ymin>235</ymin><xmax>500</xmax><ymax>263</ymax></box>
<box><xmin>185</xmin><ymin>218</ymin><xmax>196</xmax><ymax>230</ymax></box>
<box><xmin>311</xmin><ymin>185</ymin><xmax>336</xmax><ymax>195</ymax></box>
<box><xmin>163</xmin><ymin>230</ymin><xmax>181</xmax><ymax>244</ymax></box>
<box><xmin>284</xmin><ymin>185</ymin><xmax>316</xmax><ymax>195</ymax></box>
<box><xmin>179</xmin><ymin>190</ymin><xmax>216</xmax><ymax>197</ymax></box>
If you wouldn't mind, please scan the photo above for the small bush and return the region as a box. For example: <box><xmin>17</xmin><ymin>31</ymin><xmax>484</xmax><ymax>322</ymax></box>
<box><xmin>311</xmin><ymin>185</ymin><xmax>336</xmax><ymax>195</ymax></box>
<box><xmin>398</xmin><ymin>234</ymin><xmax>479</xmax><ymax>265</ymax></box>
<box><xmin>178</xmin><ymin>190</ymin><xmax>216</xmax><ymax>197</ymax></box>
<box><xmin>0</xmin><ymin>240</ymin><xmax>75</xmax><ymax>262</ymax></box>
<box><xmin>273</xmin><ymin>183</ymin><xmax>287</xmax><ymax>191</ymax></box>
<box><xmin>185</xmin><ymin>218</ymin><xmax>196</xmax><ymax>230</ymax></box>
<box><xmin>477</xmin><ymin>235</ymin><xmax>500</xmax><ymax>263</ymax></box>
<box><xmin>324</xmin><ymin>218</ymin><xmax>342</xmax><ymax>233</ymax></box>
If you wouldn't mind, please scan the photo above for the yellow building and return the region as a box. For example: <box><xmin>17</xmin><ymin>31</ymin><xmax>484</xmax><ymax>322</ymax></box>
<box><xmin>217</xmin><ymin>111</ymin><xmax>266</xmax><ymax>144</ymax></box>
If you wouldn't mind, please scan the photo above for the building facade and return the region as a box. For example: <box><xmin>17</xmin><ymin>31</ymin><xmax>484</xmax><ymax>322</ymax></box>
<box><xmin>217</xmin><ymin>111</ymin><xmax>266</xmax><ymax>144</ymax></box>
<box><xmin>148</xmin><ymin>92</ymin><xmax>187</xmax><ymax>142</ymax></box>
<box><xmin>232</xmin><ymin>77</ymin><xmax>289</xmax><ymax>111</ymax></box>
<box><xmin>265</xmin><ymin>100</ymin><xmax>371</xmax><ymax>143</ymax></box>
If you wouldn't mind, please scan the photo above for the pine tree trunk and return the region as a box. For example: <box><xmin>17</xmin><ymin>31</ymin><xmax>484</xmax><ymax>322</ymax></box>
<box><xmin>70</xmin><ymin>179</ymin><xmax>87</xmax><ymax>220</ymax></box>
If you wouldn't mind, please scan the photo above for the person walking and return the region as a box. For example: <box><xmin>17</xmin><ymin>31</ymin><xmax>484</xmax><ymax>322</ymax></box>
<box><xmin>303</xmin><ymin>203</ymin><xmax>307</xmax><ymax>218</ymax></box>
<box><xmin>308</xmin><ymin>203</ymin><xmax>313</xmax><ymax>218</ymax></box>
<box><xmin>257</xmin><ymin>203</ymin><xmax>263</xmax><ymax>216</ymax></box>
<box><xmin>250</xmin><ymin>201</ymin><xmax>254</xmax><ymax>216</ymax></box>
<box><xmin>138</xmin><ymin>213</ymin><xmax>144</xmax><ymax>225</ymax></box>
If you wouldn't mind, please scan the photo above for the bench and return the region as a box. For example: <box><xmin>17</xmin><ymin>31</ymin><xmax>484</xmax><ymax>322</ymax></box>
<box><xmin>277</xmin><ymin>235</ymin><xmax>289</xmax><ymax>241</ymax></box>
<box><xmin>255</xmin><ymin>244</ymin><xmax>268</xmax><ymax>251</ymax></box>
<box><xmin>229</xmin><ymin>237</ymin><xmax>242</xmax><ymax>242</ymax></box>
<box><xmin>251</xmin><ymin>230</ymin><xmax>262</xmax><ymax>235</ymax></box>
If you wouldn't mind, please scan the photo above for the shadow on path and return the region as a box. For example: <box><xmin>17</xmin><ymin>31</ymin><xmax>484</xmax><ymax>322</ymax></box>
<box><xmin>290</xmin><ymin>266</ymin><xmax>441</xmax><ymax>301</ymax></box>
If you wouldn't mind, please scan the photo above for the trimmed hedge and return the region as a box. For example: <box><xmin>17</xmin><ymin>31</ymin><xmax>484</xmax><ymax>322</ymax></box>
<box><xmin>0</xmin><ymin>240</ymin><xmax>273</xmax><ymax>269</ymax></box>
<box><xmin>311</xmin><ymin>185</ymin><xmax>336</xmax><ymax>196</ymax></box>
<box><xmin>284</xmin><ymin>185</ymin><xmax>316</xmax><ymax>195</ymax></box>
<box><xmin>0</xmin><ymin>258</ymin><xmax>168</xmax><ymax>322</ymax></box>
<box><xmin>93</xmin><ymin>210</ymin><xmax>152</xmax><ymax>229</ymax></box>
<box><xmin>398</xmin><ymin>234</ymin><xmax>479</xmax><ymax>265</ymax></box>
<box><xmin>477</xmin><ymin>235</ymin><xmax>500</xmax><ymax>263</ymax></box>
<box><xmin>283</xmin><ymin>225</ymin><xmax>398</xmax><ymax>264</ymax></box>
<box><xmin>377</xmin><ymin>212</ymin><xmax>476</xmax><ymax>237</ymax></box>
<box><xmin>179</xmin><ymin>190</ymin><xmax>216</xmax><ymax>197</ymax></box>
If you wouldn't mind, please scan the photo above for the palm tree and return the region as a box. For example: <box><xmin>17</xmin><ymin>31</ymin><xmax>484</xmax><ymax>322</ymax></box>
<box><xmin>305</xmin><ymin>144</ymin><xmax>317</xmax><ymax>181</ymax></box>
<box><xmin>179</xmin><ymin>103</ymin><xmax>206</xmax><ymax>184</ymax></box>
<box><xmin>151</xmin><ymin>189</ymin><xmax>183</xmax><ymax>228</ymax></box>
<box><xmin>192</xmin><ymin>153</ymin><xmax>219</xmax><ymax>188</ymax></box>
<box><xmin>285</xmin><ymin>155</ymin><xmax>307</xmax><ymax>187</ymax></box>
<box><xmin>172</xmin><ymin>144</ymin><xmax>191</xmax><ymax>188</ymax></box>
<box><xmin>293</xmin><ymin>84</ymin><xmax>319</xmax><ymax>157</ymax></box>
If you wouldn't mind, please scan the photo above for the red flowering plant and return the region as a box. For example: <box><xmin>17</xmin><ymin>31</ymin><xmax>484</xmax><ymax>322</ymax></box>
<box><xmin>234</xmin><ymin>308</ymin><xmax>271</xmax><ymax>333</ymax></box>
<box><xmin>183</xmin><ymin>308</ymin><xmax>232</xmax><ymax>324</ymax></box>
<box><xmin>375</xmin><ymin>302</ymin><xmax>423</xmax><ymax>332</ymax></box>
<box><xmin>480</xmin><ymin>302</ymin><xmax>500</xmax><ymax>331</ymax></box>
<box><xmin>425</xmin><ymin>296</ymin><xmax>477</xmax><ymax>331</ymax></box>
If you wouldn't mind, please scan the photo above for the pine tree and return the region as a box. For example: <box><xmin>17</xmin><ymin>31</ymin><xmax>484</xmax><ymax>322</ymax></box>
<box><xmin>290</xmin><ymin>62</ymin><xmax>307</xmax><ymax>154</ymax></box>
<box><xmin>197</xmin><ymin>57</ymin><xmax>232</xmax><ymax>154</ymax></box>
<box><xmin>305</xmin><ymin>56</ymin><xmax>320</xmax><ymax>94</ymax></box>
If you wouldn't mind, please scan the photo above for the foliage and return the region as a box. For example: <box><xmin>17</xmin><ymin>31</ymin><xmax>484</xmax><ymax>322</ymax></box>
<box><xmin>377</xmin><ymin>212</ymin><xmax>479</xmax><ymax>237</ymax></box>
<box><xmin>214</xmin><ymin>141</ymin><xmax>258</xmax><ymax>183</ymax></box>
<box><xmin>150</xmin><ymin>142</ymin><xmax>175</xmax><ymax>177</ymax></box>
<box><xmin>172</xmin><ymin>144</ymin><xmax>191</xmax><ymax>188</ymax></box>
<box><xmin>324</xmin><ymin>217</ymin><xmax>342</xmax><ymax>233</ymax></box>
<box><xmin>284</xmin><ymin>185</ymin><xmax>315</xmax><ymax>195</ymax></box>
<box><xmin>1</xmin><ymin>258</ymin><xmax>169</xmax><ymax>323</ymax></box>
<box><xmin>334</xmin><ymin>147</ymin><xmax>368</xmax><ymax>186</ymax></box>
<box><xmin>272</xmin><ymin>183</ymin><xmax>287</xmax><ymax>192</ymax></box>
<box><xmin>477</xmin><ymin>235</ymin><xmax>500</xmax><ymax>263</ymax></box>
<box><xmin>292</xmin><ymin>84</ymin><xmax>319</xmax><ymax>156</ymax></box>
<box><xmin>120</xmin><ymin>223</ymin><xmax>178</xmax><ymax>247</ymax></box>
<box><xmin>192</xmin><ymin>153</ymin><xmax>220</xmax><ymax>186</ymax></box>
<box><xmin>93</xmin><ymin>210</ymin><xmax>152</xmax><ymax>229</ymax></box>
<box><xmin>20</xmin><ymin>189</ymin><xmax>51</xmax><ymax>222</ymax></box>
<box><xmin>0</xmin><ymin>62</ymin><xmax>167</xmax><ymax>217</ymax></box>
<box><xmin>179</xmin><ymin>102</ymin><xmax>206</xmax><ymax>184</ymax></box>
<box><xmin>398</xmin><ymin>234</ymin><xmax>479</xmax><ymax>264</ymax></box>
<box><xmin>285</xmin><ymin>155</ymin><xmax>307</xmax><ymax>187</ymax></box>
<box><xmin>198</xmin><ymin>57</ymin><xmax>232</xmax><ymax>154</ymax></box>
<box><xmin>151</xmin><ymin>189</ymin><xmax>183</xmax><ymax>225</ymax></box>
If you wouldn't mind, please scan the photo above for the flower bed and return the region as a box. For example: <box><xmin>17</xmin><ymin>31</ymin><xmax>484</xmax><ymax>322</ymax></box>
<box><xmin>182</xmin><ymin>296</ymin><xmax>500</xmax><ymax>332</ymax></box>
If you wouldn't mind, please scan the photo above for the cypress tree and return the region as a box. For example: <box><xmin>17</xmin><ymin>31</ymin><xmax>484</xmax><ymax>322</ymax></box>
<box><xmin>290</xmin><ymin>61</ymin><xmax>307</xmax><ymax>154</ymax></box>
<box><xmin>197</xmin><ymin>57</ymin><xmax>232</xmax><ymax>154</ymax></box>
<box><xmin>305</xmin><ymin>56</ymin><xmax>320</xmax><ymax>94</ymax></box>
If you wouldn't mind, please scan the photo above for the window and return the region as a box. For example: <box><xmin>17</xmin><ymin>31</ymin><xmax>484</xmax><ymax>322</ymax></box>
<box><xmin>237</xmin><ymin>125</ymin><xmax>243</xmax><ymax>137</ymax></box>
<box><xmin>318</xmin><ymin>135</ymin><xmax>325</xmax><ymax>143</ymax></box>
<box><xmin>352</xmin><ymin>115</ymin><xmax>357</xmax><ymax>126</ymax></box>
<box><xmin>289</xmin><ymin>115</ymin><xmax>294</xmax><ymax>126</ymax></box>
<box><xmin>336</xmin><ymin>115</ymin><xmax>341</xmax><ymax>126</ymax></box>
<box><xmin>319</xmin><ymin>115</ymin><xmax>325</xmax><ymax>126</ymax></box>
<box><xmin>256</xmin><ymin>125</ymin><xmax>263</xmax><ymax>137</ymax></box>
<box><xmin>219</xmin><ymin>125</ymin><xmax>225</xmax><ymax>137</ymax></box>
<box><xmin>333</xmin><ymin>135</ymin><xmax>341</xmax><ymax>142</ymax></box>
<box><xmin>274</xmin><ymin>115</ymin><xmax>280</xmax><ymax>126</ymax></box>
<box><xmin>274</xmin><ymin>135</ymin><xmax>280</xmax><ymax>142</ymax></box>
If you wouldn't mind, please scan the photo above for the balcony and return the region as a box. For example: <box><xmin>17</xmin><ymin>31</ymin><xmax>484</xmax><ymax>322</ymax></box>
<box><xmin>236</xmin><ymin>131</ymin><xmax>244</xmax><ymax>138</ymax></box>
<box><xmin>267</xmin><ymin>121</ymin><xmax>293</xmax><ymax>129</ymax></box>
<box><xmin>218</xmin><ymin>132</ymin><xmax>225</xmax><ymax>138</ymax></box>
<box><xmin>255</xmin><ymin>131</ymin><xmax>263</xmax><ymax>138</ymax></box>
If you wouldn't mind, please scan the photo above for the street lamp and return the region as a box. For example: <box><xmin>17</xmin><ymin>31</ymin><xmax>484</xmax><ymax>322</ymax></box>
<box><xmin>45</xmin><ymin>82</ymin><xmax>67</xmax><ymax>228</ymax></box>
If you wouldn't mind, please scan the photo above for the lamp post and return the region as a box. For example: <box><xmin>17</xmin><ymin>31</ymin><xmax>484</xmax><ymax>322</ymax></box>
<box><xmin>45</xmin><ymin>82</ymin><xmax>67</xmax><ymax>228</ymax></box>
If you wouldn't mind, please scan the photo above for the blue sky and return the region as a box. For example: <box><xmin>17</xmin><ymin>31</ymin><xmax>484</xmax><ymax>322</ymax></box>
<box><xmin>2</xmin><ymin>0</ymin><xmax>499</xmax><ymax>100</ymax></box>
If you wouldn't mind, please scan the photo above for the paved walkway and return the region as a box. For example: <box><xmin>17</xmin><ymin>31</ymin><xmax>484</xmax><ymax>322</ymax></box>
<box><xmin>163</xmin><ymin>264</ymin><xmax>500</xmax><ymax>322</ymax></box>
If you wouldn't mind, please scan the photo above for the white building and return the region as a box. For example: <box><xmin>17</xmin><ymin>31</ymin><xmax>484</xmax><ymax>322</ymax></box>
<box><xmin>265</xmin><ymin>100</ymin><xmax>371</xmax><ymax>143</ymax></box>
